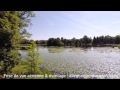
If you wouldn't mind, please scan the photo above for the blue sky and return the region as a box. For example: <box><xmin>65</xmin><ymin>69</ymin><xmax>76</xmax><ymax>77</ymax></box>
<box><xmin>27</xmin><ymin>11</ymin><xmax>120</xmax><ymax>40</ymax></box>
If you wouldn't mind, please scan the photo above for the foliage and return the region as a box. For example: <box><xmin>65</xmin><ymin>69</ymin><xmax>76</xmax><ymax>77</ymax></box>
<box><xmin>47</xmin><ymin>36</ymin><xmax>91</xmax><ymax>47</ymax></box>
<box><xmin>24</xmin><ymin>34</ymin><xmax>120</xmax><ymax>47</ymax></box>
<box><xmin>47</xmin><ymin>38</ymin><xmax>64</xmax><ymax>46</ymax></box>
<box><xmin>0</xmin><ymin>11</ymin><xmax>34</xmax><ymax>74</ymax></box>
<box><xmin>11</xmin><ymin>61</ymin><xmax>29</xmax><ymax>75</ymax></box>
<box><xmin>81</xmin><ymin>35</ymin><xmax>92</xmax><ymax>46</ymax></box>
<box><xmin>11</xmin><ymin>41</ymin><xmax>52</xmax><ymax>79</ymax></box>
<box><xmin>35</xmin><ymin>40</ymin><xmax>47</xmax><ymax>45</ymax></box>
<box><xmin>26</xmin><ymin>41</ymin><xmax>42</xmax><ymax>74</ymax></box>
<box><xmin>92</xmin><ymin>35</ymin><xmax>120</xmax><ymax>45</ymax></box>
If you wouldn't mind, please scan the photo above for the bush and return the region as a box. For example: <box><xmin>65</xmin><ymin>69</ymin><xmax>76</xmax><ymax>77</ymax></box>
<box><xmin>11</xmin><ymin>61</ymin><xmax>52</xmax><ymax>79</ymax></box>
<box><xmin>11</xmin><ymin>42</ymin><xmax>52</xmax><ymax>79</ymax></box>
<box><xmin>11</xmin><ymin>62</ymin><xmax>29</xmax><ymax>75</ymax></box>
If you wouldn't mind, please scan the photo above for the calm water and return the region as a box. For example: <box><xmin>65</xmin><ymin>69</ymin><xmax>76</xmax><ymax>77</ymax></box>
<box><xmin>19</xmin><ymin>47</ymin><xmax>120</xmax><ymax>79</ymax></box>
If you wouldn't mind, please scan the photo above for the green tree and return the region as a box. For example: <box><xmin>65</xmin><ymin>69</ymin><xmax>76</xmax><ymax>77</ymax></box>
<box><xmin>54</xmin><ymin>38</ymin><xmax>64</xmax><ymax>46</ymax></box>
<box><xmin>11</xmin><ymin>42</ymin><xmax>51</xmax><ymax>78</ymax></box>
<box><xmin>47</xmin><ymin>38</ymin><xmax>64</xmax><ymax>46</ymax></box>
<box><xmin>92</xmin><ymin>36</ymin><xmax>97</xmax><ymax>45</ymax></box>
<box><xmin>98</xmin><ymin>36</ymin><xmax>104</xmax><ymax>44</ymax></box>
<box><xmin>96</xmin><ymin>36</ymin><xmax>99</xmax><ymax>44</ymax></box>
<box><xmin>115</xmin><ymin>35</ymin><xmax>120</xmax><ymax>44</ymax></box>
<box><xmin>71</xmin><ymin>37</ymin><xmax>76</xmax><ymax>46</ymax></box>
<box><xmin>0</xmin><ymin>11</ymin><xmax>34</xmax><ymax>74</ymax></box>
<box><xmin>47</xmin><ymin>38</ymin><xmax>54</xmax><ymax>46</ymax></box>
<box><xmin>81</xmin><ymin>35</ymin><xmax>91</xmax><ymax>46</ymax></box>
<box><xmin>75</xmin><ymin>39</ymin><xmax>80</xmax><ymax>47</ymax></box>
<box><xmin>104</xmin><ymin>35</ymin><xmax>112</xmax><ymax>44</ymax></box>
<box><xmin>26</xmin><ymin>41</ymin><xmax>42</xmax><ymax>74</ymax></box>
<box><xmin>61</xmin><ymin>37</ymin><xmax>64</xmax><ymax>43</ymax></box>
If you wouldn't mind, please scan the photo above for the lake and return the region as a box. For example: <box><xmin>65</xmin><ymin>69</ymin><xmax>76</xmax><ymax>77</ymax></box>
<box><xmin>19</xmin><ymin>47</ymin><xmax>120</xmax><ymax>79</ymax></box>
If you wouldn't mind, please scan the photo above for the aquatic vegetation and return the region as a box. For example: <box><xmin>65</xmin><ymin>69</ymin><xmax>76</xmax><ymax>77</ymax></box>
<box><xmin>48</xmin><ymin>47</ymin><xmax>64</xmax><ymax>53</ymax></box>
<box><xmin>117</xmin><ymin>44</ymin><xmax>120</xmax><ymax>49</ymax></box>
<box><xmin>19</xmin><ymin>47</ymin><xmax>120</xmax><ymax>79</ymax></box>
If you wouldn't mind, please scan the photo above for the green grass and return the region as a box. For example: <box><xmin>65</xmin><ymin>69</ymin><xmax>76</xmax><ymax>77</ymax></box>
<box><xmin>10</xmin><ymin>61</ymin><xmax>53</xmax><ymax>79</ymax></box>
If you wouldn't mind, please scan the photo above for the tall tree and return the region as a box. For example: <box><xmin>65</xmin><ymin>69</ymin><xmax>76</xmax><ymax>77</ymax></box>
<box><xmin>47</xmin><ymin>38</ymin><xmax>54</xmax><ymax>46</ymax></box>
<box><xmin>61</xmin><ymin>37</ymin><xmax>64</xmax><ymax>43</ymax></box>
<box><xmin>26</xmin><ymin>41</ymin><xmax>42</xmax><ymax>74</ymax></box>
<box><xmin>115</xmin><ymin>35</ymin><xmax>120</xmax><ymax>44</ymax></box>
<box><xmin>92</xmin><ymin>36</ymin><xmax>97</xmax><ymax>45</ymax></box>
<box><xmin>0</xmin><ymin>11</ymin><xmax>34</xmax><ymax>74</ymax></box>
<box><xmin>96</xmin><ymin>36</ymin><xmax>99</xmax><ymax>44</ymax></box>
<box><xmin>75</xmin><ymin>39</ymin><xmax>80</xmax><ymax>47</ymax></box>
<box><xmin>81</xmin><ymin>35</ymin><xmax>91</xmax><ymax>46</ymax></box>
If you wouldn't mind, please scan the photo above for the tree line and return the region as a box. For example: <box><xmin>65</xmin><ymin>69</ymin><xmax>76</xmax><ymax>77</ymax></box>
<box><xmin>21</xmin><ymin>35</ymin><xmax>120</xmax><ymax>47</ymax></box>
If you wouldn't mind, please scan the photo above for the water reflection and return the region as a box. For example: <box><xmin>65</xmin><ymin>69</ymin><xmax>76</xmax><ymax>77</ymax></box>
<box><xmin>47</xmin><ymin>47</ymin><xmax>64</xmax><ymax>53</ymax></box>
